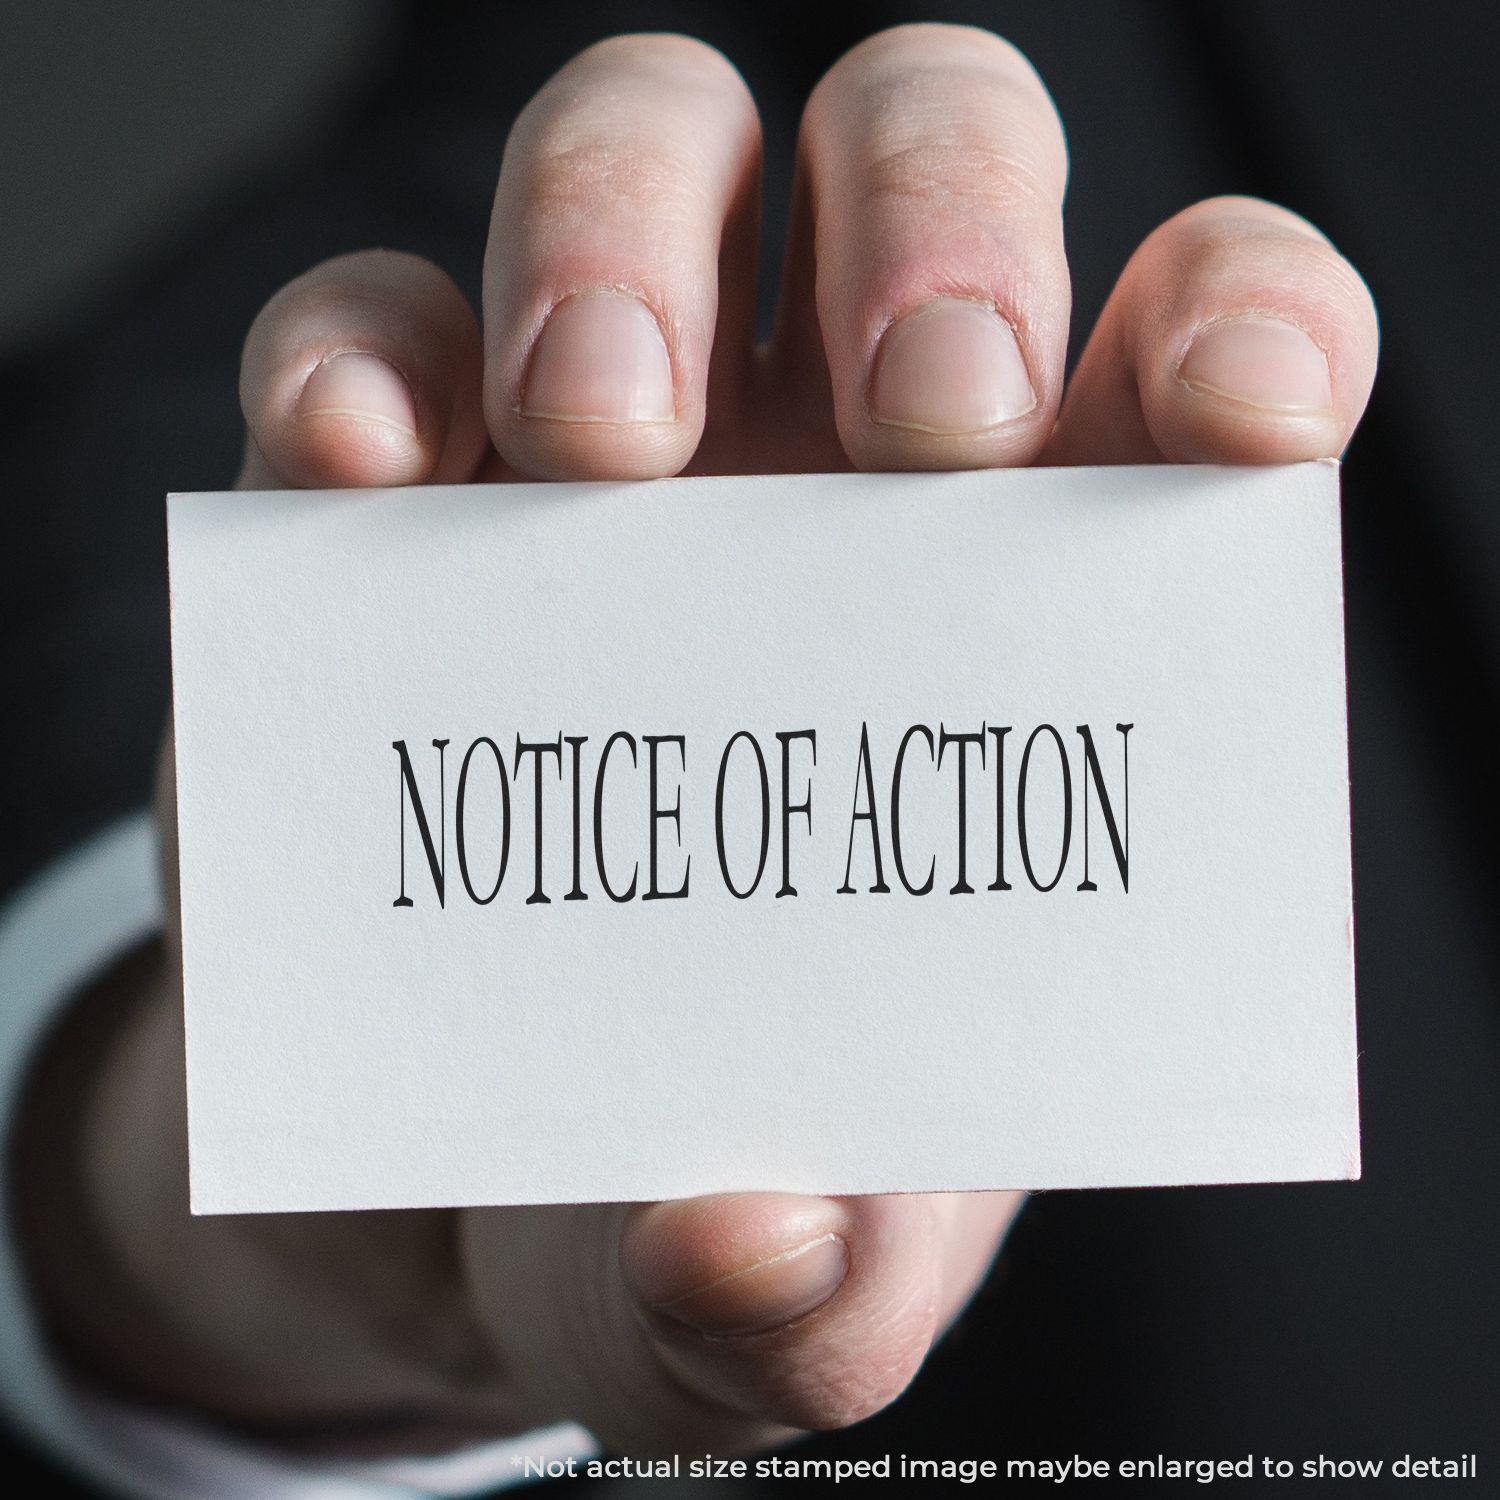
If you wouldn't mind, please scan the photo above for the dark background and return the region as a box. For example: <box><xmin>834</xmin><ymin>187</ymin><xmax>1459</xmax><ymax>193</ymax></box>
<box><xmin>2</xmin><ymin>1</ymin><xmax>1496</xmax><ymax>1493</ymax></box>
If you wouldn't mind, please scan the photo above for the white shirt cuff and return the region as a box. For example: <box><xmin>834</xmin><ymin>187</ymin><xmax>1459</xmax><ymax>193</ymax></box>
<box><xmin>0</xmin><ymin>813</ymin><xmax>595</xmax><ymax>1498</ymax></box>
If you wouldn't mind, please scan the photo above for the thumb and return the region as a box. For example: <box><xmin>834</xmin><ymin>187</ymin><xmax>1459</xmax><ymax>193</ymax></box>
<box><xmin>459</xmin><ymin>1189</ymin><xmax>1020</xmax><ymax>1455</ymax></box>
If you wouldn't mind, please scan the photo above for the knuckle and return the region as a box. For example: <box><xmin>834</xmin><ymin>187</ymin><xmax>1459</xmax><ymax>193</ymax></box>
<box><xmin>529</xmin><ymin>32</ymin><xmax>756</xmax><ymax>139</ymax></box>
<box><xmin>855</xmin><ymin>120</ymin><xmax>1059</xmax><ymax>223</ymax></box>
<box><xmin>518</xmin><ymin>130</ymin><xmax>705</xmax><ymax>216</ymax></box>
<box><xmin>806</xmin><ymin>30</ymin><xmax>1066</xmax><ymax>203</ymax></box>
<box><xmin>1173</xmin><ymin>193</ymin><xmax>1327</xmax><ymax>240</ymax></box>
<box><xmin>506</xmin><ymin>39</ymin><xmax>758</xmax><ymax>219</ymax></box>
<box><xmin>292</xmin><ymin>249</ymin><xmax>430</xmax><ymax>305</ymax></box>
<box><xmin>248</xmin><ymin>250</ymin><xmax>447</xmax><ymax>349</ymax></box>
<box><xmin>1150</xmin><ymin>198</ymin><xmax>1375</xmax><ymax>328</ymax></box>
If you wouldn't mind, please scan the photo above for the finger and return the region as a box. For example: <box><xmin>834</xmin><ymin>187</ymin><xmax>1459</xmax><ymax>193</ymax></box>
<box><xmin>483</xmin><ymin>35</ymin><xmax>761</xmax><ymax>481</ymax></box>
<box><xmin>237</xmin><ymin>249</ymin><xmax>488</xmax><ymax>490</ymax></box>
<box><xmin>1047</xmin><ymin>196</ymin><xmax>1378</xmax><ymax>464</ymax></box>
<box><xmin>461</xmin><ymin>1189</ymin><xmax>1022</xmax><ymax>1454</ymax></box>
<box><xmin>780</xmin><ymin>23</ymin><xmax>1069</xmax><ymax>471</ymax></box>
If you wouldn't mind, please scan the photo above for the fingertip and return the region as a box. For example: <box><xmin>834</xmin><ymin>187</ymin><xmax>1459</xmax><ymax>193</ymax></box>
<box><xmin>622</xmin><ymin>1193</ymin><xmax>941</xmax><ymax>1432</ymax></box>
<box><xmin>489</xmin><ymin>291</ymin><xmax>700</xmax><ymax>481</ymax></box>
<box><xmin>1126</xmin><ymin>202</ymin><xmax>1378</xmax><ymax>464</ymax></box>
<box><xmin>238</xmin><ymin>250</ymin><xmax>487</xmax><ymax>491</ymax></box>
<box><xmin>1178</xmin><ymin>316</ymin><xmax>1334</xmax><ymax>414</ymax></box>
<box><xmin>285</xmin><ymin>351</ymin><xmax>430</xmax><ymax>487</ymax></box>
<box><xmin>491</xmin><ymin>414</ymin><xmax>698</xmax><ymax>483</ymax></box>
<box><xmin>1152</xmin><ymin>314</ymin><xmax>1346</xmax><ymax>463</ymax></box>
<box><xmin>850</xmin><ymin>295</ymin><xmax>1049</xmax><ymax>469</ymax></box>
<box><xmin>621</xmin><ymin>1194</ymin><xmax>849</xmax><ymax>1338</ymax></box>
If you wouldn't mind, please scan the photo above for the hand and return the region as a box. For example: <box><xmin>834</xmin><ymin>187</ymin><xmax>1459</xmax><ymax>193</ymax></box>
<box><xmin>23</xmin><ymin>24</ymin><xmax>1377</xmax><ymax>1459</ymax></box>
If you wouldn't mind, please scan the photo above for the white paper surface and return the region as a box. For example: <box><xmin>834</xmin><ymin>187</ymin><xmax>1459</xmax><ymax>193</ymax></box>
<box><xmin>168</xmin><ymin>462</ymin><xmax>1359</xmax><ymax>1214</ymax></box>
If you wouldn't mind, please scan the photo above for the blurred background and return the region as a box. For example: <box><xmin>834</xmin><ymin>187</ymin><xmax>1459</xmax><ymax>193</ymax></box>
<box><xmin>2</xmin><ymin>1</ymin><xmax>1496</xmax><ymax>1495</ymax></box>
<box><xmin>0</xmin><ymin>2</ymin><xmax>395</xmax><ymax>354</ymax></box>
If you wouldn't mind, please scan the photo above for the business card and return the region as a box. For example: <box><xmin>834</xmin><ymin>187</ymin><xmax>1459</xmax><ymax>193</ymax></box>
<box><xmin>168</xmin><ymin>462</ymin><xmax>1358</xmax><ymax>1212</ymax></box>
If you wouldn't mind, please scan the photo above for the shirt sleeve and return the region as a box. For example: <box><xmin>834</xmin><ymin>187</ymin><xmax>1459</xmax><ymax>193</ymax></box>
<box><xmin>0</xmin><ymin>814</ymin><xmax>596</xmax><ymax>1499</ymax></box>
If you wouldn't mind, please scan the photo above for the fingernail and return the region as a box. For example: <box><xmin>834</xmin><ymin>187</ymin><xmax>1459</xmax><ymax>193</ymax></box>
<box><xmin>298</xmin><ymin>352</ymin><xmax>416</xmax><ymax>435</ymax></box>
<box><xmin>1178</xmin><ymin>316</ymin><xmax>1333</xmax><ymax>413</ymax></box>
<box><xmin>869</xmin><ymin>296</ymin><xmax>1036</xmax><ymax>434</ymax></box>
<box><xmin>640</xmin><ymin>1232</ymin><xmax>850</xmax><ymax>1339</ymax></box>
<box><xmin>522</xmin><ymin>291</ymin><xmax>675</xmax><ymax>423</ymax></box>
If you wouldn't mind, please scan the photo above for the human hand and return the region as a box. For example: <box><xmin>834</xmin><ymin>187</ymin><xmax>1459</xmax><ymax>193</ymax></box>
<box><xmin>32</xmin><ymin>23</ymin><xmax>1377</xmax><ymax>1459</ymax></box>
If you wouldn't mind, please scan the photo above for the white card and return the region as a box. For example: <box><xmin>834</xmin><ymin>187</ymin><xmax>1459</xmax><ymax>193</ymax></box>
<box><xmin>168</xmin><ymin>462</ymin><xmax>1359</xmax><ymax>1214</ymax></box>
